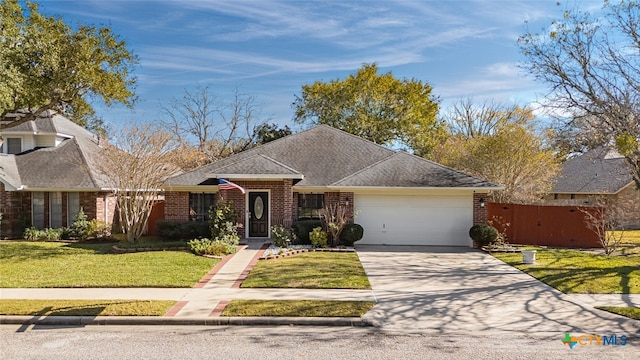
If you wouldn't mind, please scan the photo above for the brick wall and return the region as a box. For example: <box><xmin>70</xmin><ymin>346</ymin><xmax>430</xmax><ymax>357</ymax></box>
<box><xmin>0</xmin><ymin>188</ymin><xmax>114</xmax><ymax>238</ymax></box>
<box><xmin>164</xmin><ymin>192</ymin><xmax>189</xmax><ymax>222</ymax></box>
<box><xmin>0</xmin><ymin>183</ymin><xmax>30</xmax><ymax>238</ymax></box>
<box><xmin>473</xmin><ymin>193</ymin><xmax>488</xmax><ymax>225</ymax></box>
<box><xmin>213</xmin><ymin>180</ymin><xmax>293</xmax><ymax>238</ymax></box>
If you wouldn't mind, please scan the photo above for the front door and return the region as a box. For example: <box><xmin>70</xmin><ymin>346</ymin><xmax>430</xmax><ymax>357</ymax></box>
<box><xmin>248</xmin><ymin>191</ymin><xmax>269</xmax><ymax>237</ymax></box>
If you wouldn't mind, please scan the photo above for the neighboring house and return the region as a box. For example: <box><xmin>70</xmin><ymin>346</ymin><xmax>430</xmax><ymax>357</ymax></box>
<box><xmin>165</xmin><ymin>125</ymin><xmax>500</xmax><ymax>246</ymax></box>
<box><xmin>0</xmin><ymin>112</ymin><xmax>117</xmax><ymax>238</ymax></box>
<box><xmin>545</xmin><ymin>148</ymin><xmax>640</xmax><ymax>229</ymax></box>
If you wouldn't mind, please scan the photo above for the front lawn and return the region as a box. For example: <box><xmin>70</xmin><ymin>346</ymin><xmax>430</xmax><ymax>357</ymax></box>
<box><xmin>492</xmin><ymin>248</ymin><xmax>639</xmax><ymax>294</ymax></box>
<box><xmin>596</xmin><ymin>306</ymin><xmax>640</xmax><ymax>320</ymax></box>
<box><xmin>0</xmin><ymin>299</ymin><xmax>176</xmax><ymax>316</ymax></box>
<box><xmin>221</xmin><ymin>300</ymin><xmax>375</xmax><ymax>317</ymax></box>
<box><xmin>0</xmin><ymin>241</ymin><xmax>218</xmax><ymax>288</ymax></box>
<box><xmin>615</xmin><ymin>230</ymin><xmax>640</xmax><ymax>255</ymax></box>
<box><xmin>241</xmin><ymin>252</ymin><xmax>371</xmax><ymax>289</ymax></box>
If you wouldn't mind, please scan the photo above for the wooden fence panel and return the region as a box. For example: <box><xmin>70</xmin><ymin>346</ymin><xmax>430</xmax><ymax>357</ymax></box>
<box><xmin>488</xmin><ymin>203</ymin><xmax>602</xmax><ymax>248</ymax></box>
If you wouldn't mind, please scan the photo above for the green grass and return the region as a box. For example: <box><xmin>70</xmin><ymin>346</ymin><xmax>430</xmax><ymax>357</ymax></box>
<box><xmin>613</xmin><ymin>230</ymin><xmax>640</xmax><ymax>256</ymax></box>
<box><xmin>241</xmin><ymin>252</ymin><xmax>371</xmax><ymax>289</ymax></box>
<box><xmin>221</xmin><ymin>300</ymin><xmax>376</xmax><ymax>317</ymax></box>
<box><xmin>0</xmin><ymin>299</ymin><xmax>176</xmax><ymax>316</ymax></box>
<box><xmin>596</xmin><ymin>306</ymin><xmax>640</xmax><ymax>320</ymax></box>
<box><xmin>492</xmin><ymin>248</ymin><xmax>639</xmax><ymax>294</ymax></box>
<box><xmin>0</xmin><ymin>241</ymin><xmax>218</xmax><ymax>288</ymax></box>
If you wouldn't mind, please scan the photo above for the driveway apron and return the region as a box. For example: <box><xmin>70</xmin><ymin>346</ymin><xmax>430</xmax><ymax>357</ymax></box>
<box><xmin>356</xmin><ymin>245</ymin><xmax>640</xmax><ymax>336</ymax></box>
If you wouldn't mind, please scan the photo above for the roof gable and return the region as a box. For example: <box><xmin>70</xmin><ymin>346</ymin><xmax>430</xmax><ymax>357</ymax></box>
<box><xmin>0</xmin><ymin>113</ymin><xmax>113</xmax><ymax>190</ymax></box>
<box><xmin>204</xmin><ymin>154</ymin><xmax>303</xmax><ymax>179</ymax></box>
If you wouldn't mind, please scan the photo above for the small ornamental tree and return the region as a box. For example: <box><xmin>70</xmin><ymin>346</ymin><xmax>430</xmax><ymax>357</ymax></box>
<box><xmin>580</xmin><ymin>198</ymin><xmax>626</xmax><ymax>255</ymax></box>
<box><xmin>101</xmin><ymin>125</ymin><xmax>178</xmax><ymax>243</ymax></box>
<box><xmin>208</xmin><ymin>201</ymin><xmax>240</xmax><ymax>246</ymax></box>
<box><xmin>321</xmin><ymin>203</ymin><xmax>350</xmax><ymax>247</ymax></box>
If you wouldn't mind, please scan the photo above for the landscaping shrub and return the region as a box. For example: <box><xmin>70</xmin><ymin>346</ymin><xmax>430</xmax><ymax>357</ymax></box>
<box><xmin>156</xmin><ymin>220</ymin><xmax>209</xmax><ymax>240</ymax></box>
<box><xmin>271</xmin><ymin>225</ymin><xmax>295</xmax><ymax>247</ymax></box>
<box><xmin>469</xmin><ymin>224</ymin><xmax>499</xmax><ymax>247</ymax></box>
<box><xmin>23</xmin><ymin>227</ymin><xmax>63</xmax><ymax>241</ymax></box>
<box><xmin>310</xmin><ymin>227</ymin><xmax>328</xmax><ymax>248</ymax></box>
<box><xmin>292</xmin><ymin>219</ymin><xmax>323</xmax><ymax>245</ymax></box>
<box><xmin>188</xmin><ymin>238</ymin><xmax>236</xmax><ymax>256</ymax></box>
<box><xmin>88</xmin><ymin>219</ymin><xmax>111</xmax><ymax>239</ymax></box>
<box><xmin>70</xmin><ymin>208</ymin><xmax>90</xmax><ymax>240</ymax></box>
<box><xmin>340</xmin><ymin>223</ymin><xmax>364</xmax><ymax>246</ymax></box>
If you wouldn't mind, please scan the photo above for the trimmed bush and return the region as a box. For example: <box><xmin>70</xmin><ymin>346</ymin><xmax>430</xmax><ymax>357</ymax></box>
<box><xmin>310</xmin><ymin>227</ymin><xmax>328</xmax><ymax>248</ymax></box>
<box><xmin>70</xmin><ymin>208</ymin><xmax>90</xmax><ymax>240</ymax></box>
<box><xmin>23</xmin><ymin>227</ymin><xmax>63</xmax><ymax>241</ymax></box>
<box><xmin>156</xmin><ymin>221</ymin><xmax>210</xmax><ymax>240</ymax></box>
<box><xmin>271</xmin><ymin>225</ymin><xmax>295</xmax><ymax>247</ymax></box>
<box><xmin>469</xmin><ymin>224</ymin><xmax>499</xmax><ymax>247</ymax></box>
<box><xmin>340</xmin><ymin>223</ymin><xmax>364</xmax><ymax>246</ymax></box>
<box><xmin>292</xmin><ymin>219</ymin><xmax>323</xmax><ymax>245</ymax></box>
<box><xmin>188</xmin><ymin>238</ymin><xmax>237</xmax><ymax>256</ymax></box>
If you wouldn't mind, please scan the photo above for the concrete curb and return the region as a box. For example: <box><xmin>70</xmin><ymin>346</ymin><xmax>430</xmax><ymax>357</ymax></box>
<box><xmin>0</xmin><ymin>315</ymin><xmax>373</xmax><ymax>327</ymax></box>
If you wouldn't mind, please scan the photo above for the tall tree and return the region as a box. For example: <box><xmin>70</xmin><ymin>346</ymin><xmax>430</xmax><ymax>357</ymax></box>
<box><xmin>101</xmin><ymin>125</ymin><xmax>179</xmax><ymax>243</ymax></box>
<box><xmin>293</xmin><ymin>63</ymin><xmax>443</xmax><ymax>155</ymax></box>
<box><xmin>0</xmin><ymin>0</ymin><xmax>137</xmax><ymax>128</ymax></box>
<box><xmin>252</xmin><ymin>123</ymin><xmax>292</xmax><ymax>145</ymax></box>
<box><xmin>519</xmin><ymin>0</ymin><xmax>640</xmax><ymax>188</ymax></box>
<box><xmin>161</xmin><ymin>86</ymin><xmax>268</xmax><ymax>170</ymax></box>
<box><xmin>432</xmin><ymin>101</ymin><xmax>559</xmax><ymax>203</ymax></box>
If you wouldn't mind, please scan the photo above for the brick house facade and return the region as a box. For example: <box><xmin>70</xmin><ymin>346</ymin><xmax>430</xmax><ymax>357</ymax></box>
<box><xmin>0</xmin><ymin>182</ymin><xmax>117</xmax><ymax>238</ymax></box>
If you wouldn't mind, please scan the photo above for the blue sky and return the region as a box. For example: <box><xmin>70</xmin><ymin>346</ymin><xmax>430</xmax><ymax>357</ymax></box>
<box><xmin>38</xmin><ymin>0</ymin><xmax>604</xmax><ymax>129</ymax></box>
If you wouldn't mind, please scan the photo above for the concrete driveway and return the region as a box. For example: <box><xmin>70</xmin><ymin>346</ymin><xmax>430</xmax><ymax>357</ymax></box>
<box><xmin>356</xmin><ymin>245</ymin><xmax>640</xmax><ymax>336</ymax></box>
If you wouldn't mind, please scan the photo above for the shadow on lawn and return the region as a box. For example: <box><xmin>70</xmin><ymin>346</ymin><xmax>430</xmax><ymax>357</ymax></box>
<box><xmin>528</xmin><ymin>266</ymin><xmax>638</xmax><ymax>294</ymax></box>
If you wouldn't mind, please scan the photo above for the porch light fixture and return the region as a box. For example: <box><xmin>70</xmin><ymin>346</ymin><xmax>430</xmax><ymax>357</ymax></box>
<box><xmin>479</xmin><ymin>198</ymin><xmax>485</xmax><ymax>208</ymax></box>
<box><xmin>345</xmin><ymin>196</ymin><xmax>351</xmax><ymax>206</ymax></box>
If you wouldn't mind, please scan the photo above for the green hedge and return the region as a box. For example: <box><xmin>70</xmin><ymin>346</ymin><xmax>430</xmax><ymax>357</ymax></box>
<box><xmin>292</xmin><ymin>220</ymin><xmax>323</xmax><ymax>245</ymax></box>
<box><xmin>340</xmin><ymin>223</ymin><xmax>364</xmax><ymax>246</ymax></box>
<box><xmin>469</xmin><ymin>224</ymin><xmax>498</xmax><ymax>247</ymax></box>
<box><xmin>156</xmin><ymin>221</ymin><xmax>210</xmax><ymax>240</ymax></box>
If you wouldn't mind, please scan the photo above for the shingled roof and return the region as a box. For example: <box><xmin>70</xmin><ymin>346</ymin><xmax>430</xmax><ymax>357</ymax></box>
<box><xmin>167</xmin><ymin>125</ymin><xmax>498</xmax><ymax>189</ymax></box>
<box><xmin>552</xmin><ymin>148</ymin><xmax>633</xmax><ymax>194</ymax></box>
<box><xmin>0</xmin><ymin>113</ymin><xmax>114</xmax><ymax>190</ymax></box>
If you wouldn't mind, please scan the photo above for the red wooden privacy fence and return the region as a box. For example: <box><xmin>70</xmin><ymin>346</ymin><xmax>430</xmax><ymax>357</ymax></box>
<box><xmin>145</xmin><ymin>200</ymin><xmax>165</xmax><ymax>235</ymax></box>
<box><xmin>487</xmin><ymin>203</ymin><xmax>602</xmax><ymax>248</ymax></box>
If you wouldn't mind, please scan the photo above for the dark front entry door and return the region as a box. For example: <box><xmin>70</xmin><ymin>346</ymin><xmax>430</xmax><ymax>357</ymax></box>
<box><xmin>248</xmin><ymin>192</ymin><xmax>269</xmax><ymax>237</ymax></box>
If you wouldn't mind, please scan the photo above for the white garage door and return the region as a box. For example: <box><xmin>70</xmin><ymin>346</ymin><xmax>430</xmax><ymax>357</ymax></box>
<box><xmin>355</xmin><ymin>194</ymin><xmax>473</xmax><ymax>246</ymax></box>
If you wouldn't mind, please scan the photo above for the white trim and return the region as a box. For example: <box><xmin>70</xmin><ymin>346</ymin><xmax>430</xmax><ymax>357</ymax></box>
<box><xmin>207</xmin><ymin>173</ymin><xmax>304</xmax><ymax>180</ymax></box>
<box><xmin>162</xmin><ymin>186</ymin><xmax>219</xmax><ymax>192</ymax></box>
<box><xmin>291</xmin><ymin>185</ymin><xmax>503</xmax><ymax>192</ymax></box>
<box><xmin>245</xmin><ymin>189</ymin><xmax>271</xmax><ymax>239</ymax></box>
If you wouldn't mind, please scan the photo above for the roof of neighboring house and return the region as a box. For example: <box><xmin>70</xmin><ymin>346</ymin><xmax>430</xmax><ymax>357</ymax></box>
<box><xmin>552</xmin><ymin>148</ymin><xmax>633</xmax><ymax>194</ymax></box>
<box><xmin>167</xmin><ymin>125</ymin><xmax>499</xmax><ymax>189</ymax></box>
<box><xmin>0</xmin><ymin>112</ymin><xmax>114</xmax><ymax>190</ymax></box>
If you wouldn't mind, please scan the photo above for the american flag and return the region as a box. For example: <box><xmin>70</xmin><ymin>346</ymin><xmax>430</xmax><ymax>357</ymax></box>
<box><xmin>217</xmin><ymin>179</ymin><xmax>246</xmax><ymax>194</ymax></box>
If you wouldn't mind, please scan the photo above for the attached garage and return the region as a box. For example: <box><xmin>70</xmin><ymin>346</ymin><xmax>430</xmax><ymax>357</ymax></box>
<box><xmin>354</xmin><ymin>193</ymin><xmax>473</xmax><ymax>246</ymax></box>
